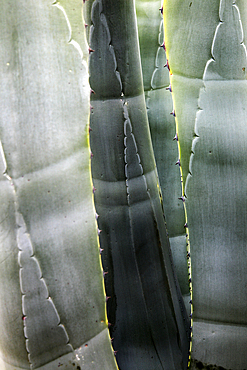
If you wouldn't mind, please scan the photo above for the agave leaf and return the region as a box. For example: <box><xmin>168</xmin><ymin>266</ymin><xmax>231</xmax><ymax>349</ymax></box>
<box><xmin>168</xmin><ymin>75</ymin><xmax>203</xmax><ymax>186</ymax></box>
<box><xmin>163</xmin><ymin>0</ymin><xmax>220</xmax><ymax>184</ymax></box>
<box><xmin>86</xmin><ymin>0</ymin><xmax>190</xmax><ymax>369</ymax></box>
<box><xmin>0</xmin><ymin>1</ymin><xmax>117</xmax><ymax>368</ymax></box>
<box><xmin>135</xmin><ymin>0</ymin><xmax>164</xmax><ymax>91</ymax></box>
<box><xmin>187</xmin><ymin>80</ymin><xmax>247</xmax><ymax>369</ymax></box>
<box><xmin>135</xmin><ymin>0</ymin><xmax>190</xmax><ymax>314</ymax></box>
<box><xmin>136</xmin><ymin>0</ymin><xmax>185</xmax><ymax>238</ymax></box>
<box><xmin>164</xmin><ymin>0</ymin><xmax>247</xmax><ymax>368</ymax></box>
<box><xmin>163</xmin><ymin>0</ymin><xmax>220</xmax><ymax>79</ymax></box>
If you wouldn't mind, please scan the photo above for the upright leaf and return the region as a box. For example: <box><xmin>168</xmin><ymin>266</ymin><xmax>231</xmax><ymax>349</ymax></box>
<box><xmin>87</xmin><ymin>0</ymin><xmax>190</xmax><ymax>369</ymax></box>
<box><xmin>135</xmin><ymin>0</ymin><xmax>190</xmax><ymax>314</ymax></box>
<box><xmin>0</xmin><ymin>1</ymin><xmax>117</xmax><ymax>368</ymax></box>
<box><xmin>164</xmin><ymin>1</ymin><xmax>247</xmax><ymax>368</ymax></box>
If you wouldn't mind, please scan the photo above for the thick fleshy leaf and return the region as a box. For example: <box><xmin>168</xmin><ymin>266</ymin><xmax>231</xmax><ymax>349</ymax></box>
<box><xmin>0</xmin><ymin>1</ymin><xmax>117</xmax><ymax>369</ymax></box>
<box><xmin>136</xmin><ymin>0</ymin><xmax>185</xmax><ymax>238</ymax></box>
<box><xmin>135</xmin><ymin>0</ymin><xmax>189</xmax><ymax>313</ymax></box>
<box><xmin>87</xmin><ymin>0</ymin><xmax>190</xmax><ymax>369</ymax></box>
<box><xmin>164</xmin><ymin>0</ymin><xmax>247</xmax><ymax>368</ymax></box>
<box><xmin>186</xmin><ymin>79</ymin><xmax>247</xmax><ymax>370</ymax></box>
<box><xmin>163</xmin><ymin>0</ymin><xmax>220</xmax><ymax>78</ymax></box>
<box><xmin>135</xmin><ymin>0</ymin><xmax>165</xmax><ymax>91</ymax></box>
<box><xmin>163</xmin><ymin>0</ymin><xmax>220</xmax><ymax>187</ymax></box>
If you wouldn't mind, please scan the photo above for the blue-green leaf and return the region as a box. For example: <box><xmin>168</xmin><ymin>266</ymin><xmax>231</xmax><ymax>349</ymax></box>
<box><xmin>0</xmin><ymin>1</ymin><xmax>118</xmax><ymax>368</ymax></box>
<box><xmin>87</xmin><ymin>1</ymin><xmax>190</xmax><ymax>369</ymax></box>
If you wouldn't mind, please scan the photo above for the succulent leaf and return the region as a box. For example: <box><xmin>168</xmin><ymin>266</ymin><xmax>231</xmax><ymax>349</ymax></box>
<box><xmin>135</xmin><ymin>0</ymin><xmax>190</xmax><ymax>315</ymax></box>
<box><xmin>87</xmin><ymin>0</ymin><xmax>190</xmax><ymax>369</ymax></box>
<box><xmin>0</xmin><ymin>1</ymin><xmax>117</xmax><ymax>368</ymax></box>
<box><xmin>163</xmin><ymin>0</ymin><xmax>220</xmax><ymax>79</ymax></box>
<box><xmin>164</xmin><ymin>0</ymin><xmax>247</xmax><ymax>368</ymax></box>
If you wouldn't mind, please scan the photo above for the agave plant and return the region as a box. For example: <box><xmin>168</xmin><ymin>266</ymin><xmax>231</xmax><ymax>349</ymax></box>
<box><xmin>1</xmin><ymin>0</ymin><xmax>246</xmax><ymax>369</ymax></box>
<box><xmin>0</xmin><ymin>0</ymin><xmax>189</xmax><ymax>368</ymax></box>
